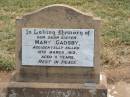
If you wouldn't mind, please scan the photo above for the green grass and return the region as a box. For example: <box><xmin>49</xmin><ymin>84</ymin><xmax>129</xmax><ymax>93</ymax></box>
<box><xmin>0</xmin><ymin>0</ymin><xmax>130</xmax><ymax>71</ymax></box>
<box><xmin>0</xmin><ymin>51</ymin><xmax>15</xmax><ymax>71</ymax></box>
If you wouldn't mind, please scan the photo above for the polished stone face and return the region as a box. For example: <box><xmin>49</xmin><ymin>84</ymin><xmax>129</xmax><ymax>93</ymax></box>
<box><xmin>22</xmin><ymin>28</ymin><xmax>95</xmax><ymax>67</ymax></box>
<box><xmin>16</xmin><ymin>4</ymin><xmax>101</xmax><ymax>83</ymax></box>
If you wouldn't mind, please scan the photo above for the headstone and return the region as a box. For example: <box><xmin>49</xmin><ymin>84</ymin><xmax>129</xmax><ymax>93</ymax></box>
<box><xmin>7</xmin><ymin>4</ymin><xmax>107</xmax><ymax>97</ymax></box>
<box><xmin>16</xmin><ymin>4</ymin><xmax>101</xmax><ymax>83</ymax></box>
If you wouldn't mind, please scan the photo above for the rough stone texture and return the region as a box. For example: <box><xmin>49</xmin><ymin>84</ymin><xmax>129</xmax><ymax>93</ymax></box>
<box><xmin>16</xmin><ymin>4</ymin><xmax>101</xmax><ymax>83</ymax></box>
<box><xmin>6</xmin><ymin>82</ymin><xmax>107</xmax><ymax>97</ymax></box>
<box><xmin>0</xmin><ymin>73</ymin><xmax>107</xmax><ymax>97</ymax></box>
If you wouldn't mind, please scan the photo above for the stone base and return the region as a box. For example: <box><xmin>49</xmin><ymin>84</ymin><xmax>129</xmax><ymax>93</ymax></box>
<box><xmin>16</xmin><ymin>67</ymin><xmax>99</xmax><ymax>83</ymax></box>
<box><xmin>5</xmin><ymin>82</ymin><xmax>107</xmax><ymax>97</ymax></box>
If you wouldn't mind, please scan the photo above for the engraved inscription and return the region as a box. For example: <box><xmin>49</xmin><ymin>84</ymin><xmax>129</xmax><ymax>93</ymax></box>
<box><xmin>22</xmin><ymin>28</ymin><xmax>94</xmax><ymax>67</ymax></box>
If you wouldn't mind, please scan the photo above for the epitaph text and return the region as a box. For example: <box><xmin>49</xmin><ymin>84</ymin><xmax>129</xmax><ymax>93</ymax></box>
<box><xmin>22</xmin><ymin>28</ymin><xmax>94</xmax><ymax>67</ymax></box>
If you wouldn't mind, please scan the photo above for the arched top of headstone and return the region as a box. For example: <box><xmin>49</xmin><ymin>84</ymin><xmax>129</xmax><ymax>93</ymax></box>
<box><xmin>17</xmin><ymin>4</ymin><xmax>101</xmax><ymax>28</ymax></box>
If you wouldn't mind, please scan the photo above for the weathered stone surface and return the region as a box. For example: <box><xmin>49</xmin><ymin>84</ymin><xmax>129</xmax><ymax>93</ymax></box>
<box><xmin>16</xmin><ymin>4</ymin><xmax>101</xmax><ymax>83</ymax></box>
<box><xmin>6</xmin><ymin>82</ymin><xmax>107</xmax><ymax>97</ymax></box>
<box><xmin>5</xmin><ymin>73</ymin><xmax>107</xmax><ymax>97</ymax></box>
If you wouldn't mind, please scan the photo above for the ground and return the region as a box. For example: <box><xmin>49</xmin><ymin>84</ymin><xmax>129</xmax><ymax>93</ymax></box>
<box><xmin>103</xmin><ymin>45</ymin><xmax>130</xmax><ymax>83</ymax></box>
<box><xmin>108</xmin><ymin>81</ymin><xmax>130</xmax><ymax>97</ymax></box>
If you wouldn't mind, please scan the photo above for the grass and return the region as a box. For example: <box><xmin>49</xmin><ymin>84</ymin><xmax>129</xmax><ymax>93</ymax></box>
<box><xmin>0</xmin><ymin>48</ymin><xmax>15</xmax><ymax>71</ymax></box>
<box><xmin>0</xmin><ymin>55</ymin><xmax>15</xmax><ymax>71</ymax></box>
<box><xmin>0</xmin><ymin>0</ymin><xmax>130</xmax><ymax>71</ymax></box>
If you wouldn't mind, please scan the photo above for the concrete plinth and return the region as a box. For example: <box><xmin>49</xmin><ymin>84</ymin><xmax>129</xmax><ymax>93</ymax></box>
<box><xmin>6</xmin><ymin>82</ymin><xmax>107</xmax><ymax>97</ymax></box>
